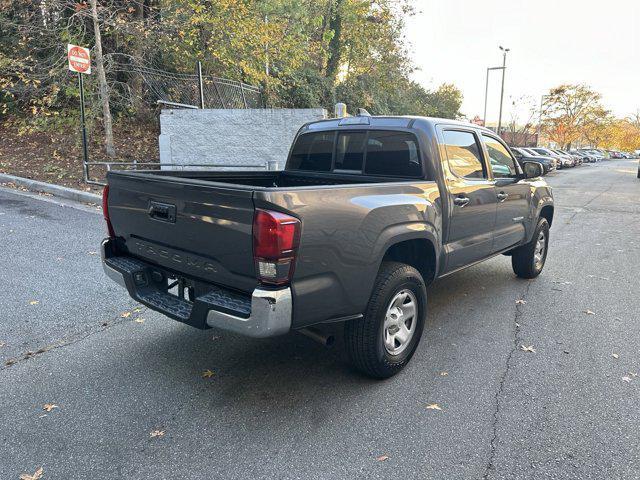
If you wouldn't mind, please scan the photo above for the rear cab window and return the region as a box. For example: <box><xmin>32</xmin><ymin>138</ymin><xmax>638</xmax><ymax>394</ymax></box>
<box><xmin>287</xmin><ymin>129</ymin><xmax>424</xmax><ymax>178</ymax></box>
<box><xmin>288</xmin><ymin>131</ymin><xmax>334</xmax><ymax>171</ymax></box>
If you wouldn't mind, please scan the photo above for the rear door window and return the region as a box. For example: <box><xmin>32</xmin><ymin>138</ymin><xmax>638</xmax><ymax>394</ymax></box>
<box><xmin>442</xmin><ymin>130</ymin><xmax>486</xmax><ymax>179</ymax></box>
<box><xmin>364</xmin><ymin>131</ymin><xmax>422</xmax><ymax>177</ymax></box>
<box><xmin>288</xmin><ymin>132</ymin><xmax>334</xmax><ymax>171</ymax></box>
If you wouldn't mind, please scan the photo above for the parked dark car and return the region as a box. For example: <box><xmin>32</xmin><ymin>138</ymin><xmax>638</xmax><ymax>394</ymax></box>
<box><xmin>101</xmin><ymin>116</ymin><xmax>553</xmax><ymax>378</ymax></box>
<box><xmin>511</xmin><ymin>147</ymin><xmax>555</xmax><ymax>174</ymax></box>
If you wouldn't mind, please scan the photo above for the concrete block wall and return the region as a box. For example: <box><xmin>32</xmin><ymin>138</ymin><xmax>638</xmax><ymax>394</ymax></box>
<box><xmin>159</xmin><ymin>108</ymin><xmax>328</xmax><ymax>170</ymax></box>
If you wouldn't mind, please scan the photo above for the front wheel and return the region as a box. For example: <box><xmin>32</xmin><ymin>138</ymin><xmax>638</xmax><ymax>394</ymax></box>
<box><xmin>344</xmin><ymin>262</ymin><xmax>426</xmax><ymax>379</ymax></box>
<box><xmin>511</xmin><ymin>217</ymin><xmax>550</xmax><ymax>279</ymax></box>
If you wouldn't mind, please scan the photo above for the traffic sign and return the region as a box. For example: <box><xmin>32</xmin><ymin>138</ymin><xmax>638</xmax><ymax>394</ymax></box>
<box><xmin>68</xmin><ymin>44</ymin><xmax>91</xmax><ymax>74</ymax></box>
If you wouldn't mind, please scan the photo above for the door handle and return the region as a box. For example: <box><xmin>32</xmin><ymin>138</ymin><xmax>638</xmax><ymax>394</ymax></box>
<box><xmin>497</xmin><ymin>192</ymin><xmax>509</xmax><ymax>202</ymax></box>
<box><xmin>453</xmin><ymin>196</ymin><xmax>470</xmax><ymax>207</ymax></box>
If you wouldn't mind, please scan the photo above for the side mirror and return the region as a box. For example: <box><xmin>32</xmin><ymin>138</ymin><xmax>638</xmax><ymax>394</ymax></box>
<box><xmin>522</xmin><ymin>161</ymin><xmax>544</xmax><ymax>178</ymax></box>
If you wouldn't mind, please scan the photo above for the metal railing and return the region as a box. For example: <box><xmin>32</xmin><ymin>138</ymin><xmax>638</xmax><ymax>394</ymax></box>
<box><xmin>85</xmin><ymin>161</ymin><xmax>274</xmax><ymax>187</ymax></box>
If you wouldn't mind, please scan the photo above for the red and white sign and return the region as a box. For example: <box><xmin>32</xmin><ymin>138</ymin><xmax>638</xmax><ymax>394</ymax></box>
<box><xmin>67</xmin><ymin>44</ymin><xmax>91</xmax><ymax>74</ymax></box>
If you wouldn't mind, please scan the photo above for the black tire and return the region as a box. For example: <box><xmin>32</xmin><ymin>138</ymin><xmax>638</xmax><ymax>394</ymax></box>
<box><xmin>344</xmin><ymin>261</ymin><xmax>427</xmax><ymax>379</ymax></box>
<box><xmin>511</xmin><ymin>217</ymin><xmax>550</xmax><ymax>279</ymax></box>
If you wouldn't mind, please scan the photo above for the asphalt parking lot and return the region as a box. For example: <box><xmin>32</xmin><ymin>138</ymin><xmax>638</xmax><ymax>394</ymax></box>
<box><xmin>1</xmin><ymin>159</ymin><xmax>639</xmax><ymax>479</ymax></box>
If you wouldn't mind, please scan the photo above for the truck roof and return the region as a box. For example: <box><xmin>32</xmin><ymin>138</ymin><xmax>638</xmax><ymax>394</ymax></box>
<box><xmin>304</xmin><ymin>115</ymin><xmax>493</xmax><ymax>133</ymax></box>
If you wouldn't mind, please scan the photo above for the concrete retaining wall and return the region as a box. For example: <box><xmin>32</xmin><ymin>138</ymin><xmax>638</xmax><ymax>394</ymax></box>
<box><xmin>159</xmin><ymin>108</ymin><xmax>327</xmax><ymax>170</ymax></box>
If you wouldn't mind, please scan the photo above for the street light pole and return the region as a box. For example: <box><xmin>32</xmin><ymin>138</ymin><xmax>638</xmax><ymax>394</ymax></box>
<box><xmin>497</xmin><ymin>46</ymin><xmax>510</xmax><ymax>135</ymax></box>
<box><xmin>483</xmin><ymin>68</ymin><xmax>490</xmax><ymax>127</ymax></box>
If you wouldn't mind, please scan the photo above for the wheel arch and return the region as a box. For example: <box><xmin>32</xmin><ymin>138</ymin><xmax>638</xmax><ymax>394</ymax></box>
<box><xmin>379</xmin><ymin>235</ymin><xmax>438</xmax><ymax>286</ymax></box>
<box><xmin>539</xmin><ymin>204</ymin><xmax>554</xmax><ymax>227</ymax></box>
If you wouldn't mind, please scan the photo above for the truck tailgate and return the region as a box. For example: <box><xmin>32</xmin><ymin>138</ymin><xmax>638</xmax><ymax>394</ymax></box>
<box><xmin>106</xmin><ymin>172</ymin><xmax>257</xmax><ymax>293</ymax></box>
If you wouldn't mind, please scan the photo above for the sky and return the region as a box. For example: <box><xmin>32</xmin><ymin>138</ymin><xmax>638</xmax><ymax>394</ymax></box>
<box><xmin>404</xmin><ymin>0</ymin><xmax>640</xmax><ymax>124</ymax></box>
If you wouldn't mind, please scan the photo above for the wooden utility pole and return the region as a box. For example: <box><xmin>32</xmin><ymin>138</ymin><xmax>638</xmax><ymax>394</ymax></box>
<box><xmin>89</xmin><ymin>0</ymin><xmax>115</xmax><ymax>158</ymax></box>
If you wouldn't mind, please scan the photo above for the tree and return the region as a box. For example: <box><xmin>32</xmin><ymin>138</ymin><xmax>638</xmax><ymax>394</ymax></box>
<box><xmin>1</xmin><ymin>0</ymin><xmax>465</xmax><ymax>144</ymax></box>
<box><xmin>581</xmin><ymin>111</ymin><xmax>613</xmax><ymax>148</ymax></box>
<box><xmin>89</xmin><ymin>0</ymin><xmax>115</xmax><ymax>157</ymax></box>
<box><xmin>541</xmin><ymin>84</ymin><xmax>606</xmax><ymax>149</ymax></box>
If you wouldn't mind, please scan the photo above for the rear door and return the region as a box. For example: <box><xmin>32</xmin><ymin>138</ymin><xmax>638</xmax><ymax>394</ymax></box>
<box><xmin>440</xmin><ymin>128</ymin><xmax>497</xmax><ymax>272</ymax></box>
<box><xmin>481</xmin><ymin>134</ymin><xmax>530</xmax><ymax>252</ymax></box>
<box><xmin>107</xmin><ymin>172</ymin><xmax>258</xmax><ymax>293</ymax></box>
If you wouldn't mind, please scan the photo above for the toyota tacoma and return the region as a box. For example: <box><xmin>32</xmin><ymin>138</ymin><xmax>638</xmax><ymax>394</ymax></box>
<box><xmin>101</xmin><ymin>116</ymin><xmax>554</xmax><ymax>378</ymax></box>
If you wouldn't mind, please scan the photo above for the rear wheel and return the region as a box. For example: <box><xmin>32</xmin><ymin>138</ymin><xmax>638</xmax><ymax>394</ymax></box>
<box><xmin>344</xmin><ymin>262</ymin><xmax>426</xmax><ymax>379</ymax></box>
<box><xmin>511</xmin><ymin>217</ymin><xmax>550</xmax><ymax>279</ymax></box>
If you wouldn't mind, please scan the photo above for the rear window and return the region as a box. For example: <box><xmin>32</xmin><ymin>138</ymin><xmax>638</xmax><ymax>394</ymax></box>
<box><xmin>288</xmin><ymin>130</ymin><xmax>423</xmax><ymax>178</ymax></box>
<box><xmin>288</xmin><ymin>131</ymin><xmax>334</xmax><ymax>171</ymax></box>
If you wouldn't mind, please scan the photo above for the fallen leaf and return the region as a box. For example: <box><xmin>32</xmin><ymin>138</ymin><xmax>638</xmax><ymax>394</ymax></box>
<box><xmin>202</xmin><ymin>369</ymin><xmax>215</xmax><ymax>379</ymax></box>
<box><xmin>20</xmin><ymin>467</ymin><xmax>44</xmax><ymax>480</ymax></box>
<box><xmin>439</xmin><ymin>371</ymin><xmax>448</xmax><ymax>376</ymax></box>
<box><xmin>134</xmin><ymin>318</ymin><xmax>145</xmax><ymax>324</ymax></box>
<box><xmin>29</xmin><ymin>300</ymin><xmax>39</xmax><ymax>305</ymax></box>
<box><xmin>376</xmin><ymin>454</ymin><xmax>389</xmax><ymax>462</ymax></box>
<box><xmin>612</xmin><ymin>353</ymin><xmax>619</xmax><ymax>359</ymax></box>
<box><xmin>520</xmin><ymin>345</ymin><xmax>536</xmax><ymax>353</ymax></box>
<box><xmin>42</xmin><ymin>403</ymin><xmax>58</xmax><ymax>412</ymax></box>
<box><xmin>121</xmin><ymin>311</ymin><xmax>131</xmax><ymax>318</ymax></box>
<box><xmin>426</xmin><ymin>403</ymin><xmax>442</xmax><ymax>411</ymax></box>
<box><xmin>583</xmin><ymin>310</ymin><xmax>596</xmax><ymax>315</ymax></box>
<box><xmin>150</xmin><ymin>429</ymin><xmax>165</xmax><ymax>438</ymax></box>
<box><xmin>622</xmin><ymin>376</ymin><xmax>632</xmax><ymax>383</ymax></box>
<box><xmin>515</xmin><ymin>299</ymin><xmax>527</xmax><ymax>305</ymax></box>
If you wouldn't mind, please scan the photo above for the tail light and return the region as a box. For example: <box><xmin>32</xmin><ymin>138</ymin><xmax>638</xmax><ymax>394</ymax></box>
<box><xmin>102</xmin><ymin>185</ymin><xmax>115</xmax><ymax>238</ymax></box>
<box><xmin>253</xmin><ymin>209</ymin><xmax>301</xmax><ymax>286</ymax></box>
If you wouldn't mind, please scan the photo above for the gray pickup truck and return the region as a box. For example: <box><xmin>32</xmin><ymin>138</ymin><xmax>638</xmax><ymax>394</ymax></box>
<box><xmin>101</xmin><ymin>115</ymin><xmax>553</xmax><ymax>378</ymax></box>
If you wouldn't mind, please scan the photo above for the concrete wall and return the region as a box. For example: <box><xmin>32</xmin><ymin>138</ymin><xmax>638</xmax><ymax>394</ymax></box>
<box><xmin>159</xmin><ymin>108</ymin><xmax>328</xmax><ymax>170</ymax></box>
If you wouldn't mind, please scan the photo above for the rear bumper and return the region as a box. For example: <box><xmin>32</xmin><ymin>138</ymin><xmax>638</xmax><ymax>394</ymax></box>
<box><xmin>205</xmin><ymin>288</ymin><xmax>292</xmax><ymax>338</ymax></box>
<box><xmin>101</xmin><ymin>239</ymin><xmax>292</xmax><ymax>338</ymax></box>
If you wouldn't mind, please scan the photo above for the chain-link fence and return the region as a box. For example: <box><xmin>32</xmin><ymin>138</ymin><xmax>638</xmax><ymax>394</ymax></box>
<box><xmin>106</xmin><ymin>54</ymin><xmax>262</xmax><ymax>109</ymax></box>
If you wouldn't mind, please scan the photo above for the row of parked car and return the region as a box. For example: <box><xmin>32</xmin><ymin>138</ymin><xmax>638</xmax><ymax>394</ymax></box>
<box><xmin>509</xmin><ymin>146</ymin><xmax>638</xmax><ymax>175</ymax></box>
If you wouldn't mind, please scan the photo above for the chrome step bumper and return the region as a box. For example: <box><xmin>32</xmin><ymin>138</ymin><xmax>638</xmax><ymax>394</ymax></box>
<box><xmin>101</xmin><ymin>238</ymin><xmax>292</xmax><ymax>337</ymax></box>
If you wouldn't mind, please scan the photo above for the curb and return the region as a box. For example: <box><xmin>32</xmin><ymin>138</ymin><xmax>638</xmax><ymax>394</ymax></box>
<box><xmin>0</xmin><ymin>173</ymin><xmax>101</xmax><ymax>204</ymax></box>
